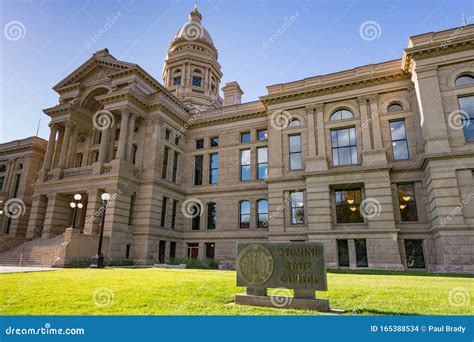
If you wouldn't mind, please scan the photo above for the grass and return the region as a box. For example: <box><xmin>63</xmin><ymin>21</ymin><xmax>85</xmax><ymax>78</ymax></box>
<box><xmin>0</xmin><ymin>268</ymin><xmax>472</xmax><ymax>315</ymax></box>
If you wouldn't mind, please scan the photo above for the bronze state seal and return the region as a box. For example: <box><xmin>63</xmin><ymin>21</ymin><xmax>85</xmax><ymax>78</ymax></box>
<box><xmin>237</xmin><ymin>244</ymin><xmax>274</xmax><ymax>286</ymax></box>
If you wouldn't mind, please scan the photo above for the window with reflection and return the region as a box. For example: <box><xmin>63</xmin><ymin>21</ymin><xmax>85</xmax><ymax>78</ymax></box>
<box><xmin>239</xmin><ymin>200</ymin><xmax>250</xmax><ymax>229</ymax></box>
<box><xmin>257</xmin><ymin>147</ymin><xmax>268</xmax><ymax>180</ymax></box>
<box><xmin>162</xmin><ymin>147</ymin><xmax>169</xmax><ymax>179</ymax></box>
<box><xmin>289</xmin><ymin>134</ymin><xmax>302</xmax><ymax>170</ymax></box>
<box><xmin>335</xmin><ymin>189</ymin><xmax>364</xmax><ymax>223</ymax></box>
<box><xmin>257</xmin><ymin>199</ymin><xmax>269</xmax><ymax>228</ymax></box>
<box><xmin>290</xmin><ymin>191</ymin><xmax>305</xmax><ymax>224</ymax></box>
<box><xmin>209</xmin><ymin>153</ymin><xmax>218</xmax><ymax>184</ymax></box>
<box><xmin>330</xmin><ymin>109</ymin><xmax>353</xmax><ymax>121</ymax></box>
<box><xmin>331</xmin><ymin>127</ymin><xmax>358</xmax><ymax>166</ymax></box>
<box><xmin>455</xmin><ymin>74</ymin><xmax>474</xmax><ymax>87</ymax></box>
<box><xmin>240</xmin><ymin>149</ymin><xmax>251</xmax><ymax>181</ymax></box>
<box><xmin>398</xmin><ymin>183</ymin><xmax>418</xmax><ymax>221</ymax></box>
<box><xmin>240</xmin><ymin>132</ymin><xmax>250</xmax><ymax>143</ymax></box>
<box><xmin>210</xmin><ymin>136</ymin><xmax>219</xmax><ymax>147</ymax></box>
<box><xmin>257</xmin><ymin>129</ymin><xmax>268</xmax><ymax>141</ymax></box>
<box><xmin>288</xmin><ymin>119</ymin><xmax>301</xmax><ymax>127</ymax></box>
<box><xmin>173</xmin><ymin>77</ymin><xmax>181</xmax><ymax>86</ymax></box>
<box><xmin>196</xmin><ymin>139</ymin><xmax>204</xmax><ymax>149</ymax></box>
<box><xmin>207</xmin><ymin>202</ymin><xmax>216</xmax><ymax>229</ymax></box>
<box><xmin>458</xmin><ymin>96</ymin><xmax>474</xmax><ymax>142</ymax></box>
<box><xmin>390</xmin><ymin>120</ymin><xmax>409</xmax><ymax>160</ymax></box>
<box><xmin>387</xmin><ymin>103</ymin><xmax>403</xmax><ymax>112</ymax></box>
<box><xmin>194</xmin><ymin>155</ymin><xmax>203</xmax><ymax>185</ymax></box>
<box><xmin>404</xmin><ymin>239</ymin><xmax>425</xmax><ymax>268</ymax></box>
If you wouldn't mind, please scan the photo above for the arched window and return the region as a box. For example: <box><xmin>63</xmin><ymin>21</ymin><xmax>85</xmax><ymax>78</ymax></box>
<box><xmin>288</xmin><ymin>118</ymin><xmax>301</xmax><ymax>127</ymax></box>
<box><xmin>239</xmin><ymin>200</ymin><xmax>250</xmax><ymax>229</ymax></box>
<box><xmin>17</xmin><ymin>163</ymin><xmax>23</xmax><ymax>170</ymax></box>
<box><xmin>193</xmin><ymin>68</ymin><xmax>202</xmax><ymax>74</ymax></box>
<box><xmin>0</xmin><ymin>164</ymin><xmax>6</xmax><ymax>173</ymax></box>
<box><xmin>455</xmin><ymin>74</ymin><xmax>474</xmax><ymax>87</ymax></box>
<box><xmin>174</xmin><ymin>68</ymin><xmax>181</xmax><ymax>74</ymax></box>
<box><xmin>257</xmin><ymin>199</ymin><xmax>269</xmax><ymax>228</ymax></box>
<box><xmin>388</xmin><ymin>103</ymin><xmax>403</xmax><ymax>112</ymax></box>
<box><xmin>207</xmin><ymin>202</ymin><xmax>216</xmax><ymax>229</ymax></box>
<box><xmin>330</xmin><ymin>109</ymin><xmax>353</xmax><ymax>121</ymax></box>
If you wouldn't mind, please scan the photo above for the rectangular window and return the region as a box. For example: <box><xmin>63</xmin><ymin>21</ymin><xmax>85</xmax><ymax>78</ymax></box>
<box><xmin>128</xmin><ymin>193</ymin><xmax>136</xmax><ymax>225</ymax></box>
<box><xmin>404</xmin><ymin>239</ymin><xmax>426</xmax><ymax>268</ymax></box>
<box><xmin>458</xmin><ymin>96</ymin><xmax>474</xmax><ymax>142</ymax></box>
<box><xmin>173</xmin><ymin>77</ymin><xmax>181</xmax><ymax>86</ymax></box>
<box><xmin>165</xmin><ymin>129</ymin><xmax>171</xmax><ymax>140</ymax></box>
<box><xmin>0</xmin><ymin>176</ymin><xmax>4</xmax><ymax>191</ymax></box>
<box><xmin>158</xmin><ymin>240</ymin><xmax>166</xmax><ymax>264</ymax></box>
<box><xmin>331</xmin><ymin>127</ymin><xmax>358</xmax><ymax>166</ymax></box>
<box><xmin>240</xmin><ymin>149</ymin><xmax>251</xmax><ymax>181</ymax></box>
<box><xmin>171</xmin><ymin>200</ymin><xmax>178</xmax><ymax>229</ymax></box>
<box><xmin>257</xmin><ymin>129</ymin><xmax>268</xmax><ymax>141</ymax></box>
<box><xmin>172</xmin><ymin>151</ymin><xmax>179</xmax><ymax>183</ymax></box>
<box><xmin>390</xmin><ymin>120</ymin><xmax>409</xmax><ymax>160</ymax></box>
<box><xmin>160</xmin><ymin>197</ymin><xmax>168</xmax><ymax>227</ymax></box>
<box><xmin>240</xmin><ymin>132</ymin><xmax>250</xmax><ymax>143</ymax></box>
<box><xmin>335</xmin><ymin>188</ymin><xmax>364</xmax><ymax>223</ymax></box>
<box><xmin>196</xmin><ymin>139</ymin><xmax>204</xmax><ymax>149</ymax></box>
<box><xmin>162</xmin><ymin>147</ymin><xmax>169</xmax><ymax>179</ymax></box>
<box><xmin>239</xmin><ymin>201</ymin><xmax>250</xmax><ymax>229</ymax></box>
<box><xmin>355</xmin><ymin>239</ymin><xmax>368</xmax><ymax>267</ymax></box>
<box><xmin>169</xmin><ymin>242</ymin><xmax>176</xmax><ymax>259</ymax></box>
<box><xmin>174</xmin><ymin>135</ymin><xmax>180</xmax><ymax>146</ymax></box>
<box><xmin>125</xmin><ymin>244</ymin><xmax>131</xmax><ymax>259</ymax></box>
<box><xmin>187</xmin><ymin>243</ymin><xmax>199</xmax><ymax>259</ymax></box>
<box><xmin>194</xmin><ymin>155</ymin><xmax>203</xmax><ymax>185</ymax></box>
<box><xmin>210</xmin><ymin>136</ymin><xmax>219</xmax><ymax>147</ymax></box>
<box><xmin>290</xmin><ymin>191</ymin><xmax>305</xmax><ymax>224</ymax></box>
<box><xmin>191</xmin><ymin>203</ymin><xmax>201</xmax><ymax>230</ymax></box>
<box><xmin>257</xmin><ymin>147</ymin><xmax>268</xmax><ymax>180</ymax></box>
<box><xmin>205</xmin><ymin>242</ymin><xmax>215</xmax><ymax>259</ymax></box>
<box><xmin>207</xmin><ymin>202</ymin><xmax>216</xmax><ymax>229</ymax></box>
<box><xmin>192</xmin><ymin>76</ymin><xmax>202</xmax><ymax>87</ymax></box>
<box><xmin>398</xmin><ymin>183</ymin><xmax>418</xmax><ymax>221</ymax></box>
<box><xmin>209</xmin><ymin>153</ymin><xmax>218</xmax><ymax>184</ymax></box>
<box><xmin>337</xmin><ymin>239</ymin><xmax>350</xmax><ymax>267</ymax></box>
<box><xmin>289</xmin><ymin>134</ymin><xmax>302</xmax><ymax>170</ymax></box>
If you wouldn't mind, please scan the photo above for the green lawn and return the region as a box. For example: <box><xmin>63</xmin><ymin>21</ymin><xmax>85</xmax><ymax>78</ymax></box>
<box><xmin>0</xmin><ymin>268</ymin><xmax>472</xmax><ymax>315</ymax></box>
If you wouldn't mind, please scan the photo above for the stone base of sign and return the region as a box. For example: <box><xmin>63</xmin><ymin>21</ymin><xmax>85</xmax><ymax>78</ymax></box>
<box><xmin>235</xmin><ymin>294</ymin><xmax>330</xmax><ymax>312</ymax></box>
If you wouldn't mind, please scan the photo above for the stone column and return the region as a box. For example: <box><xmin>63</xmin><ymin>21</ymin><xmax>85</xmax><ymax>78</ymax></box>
<box><xmin>306</xmin><ymin>106</ymin><xmax>317</xmax><ymax>158</ymax></box>
<box><xmin>52</xmin><ymin>127</ymin><xmax>64</xmax><ymax>169</ymax></box>
<box><xmin>358</xmin><ymin>97</ymin><xmax>372</xmax><ymax>151</ymax></box>
<box><xmin>26</xmin><ymin>194</ymin><xmax>48</xmax><ymax>239</ymax></box>
<box><xmin>368</xmin><ymin>94</ymin><xmax>383</xmax><ymax>150</ymax></box>
<box><xmin>58</xmin><ymin>122</ymin><xmax>72</xmax><ymax>169</ymax></box>
<box><xmin>66</xmin><ymin>125</ymin><xmax>79</xmax><ymax>168</ymax></box>
<box><xmin>83</xmin><ymin>189</ymin><xmax>102</xmax><ymax>235</ymax></box>
<box><xmin>316</xmin><ymin>104</ymin><xmax>326</xmax><ymax>156</ymax></box>
<box><xmin>116</xmin><ymin>110</ymin><xmax>130</xmax><ymax>160</ymax></box>
<box><xmin>126</xmin><ymin>114</ymin><xmax>136</xmax><ymax>162</ymax></box>
<box><xmin>108</xmin><ymin>119</ymin><xmax>117</xmax><ymax>161</ymax></box>
<box><xmin>43</xmin><ymin>124</ymin><xmax>58</xmax><ymax>171</ymax></box>
<box><xmin>98</xmin><ymin>126</ymin><xmax>110</xmax><ymax>163</ymax></box>
<box><xmin>267</xmin><ymin>109</ymin><xmax>283</xmax><ymax>178</ymax></box>
<box><xmin>3</xmin><ymin>160</ymin><xmax>15</xmax><ymax>195</ymax></box>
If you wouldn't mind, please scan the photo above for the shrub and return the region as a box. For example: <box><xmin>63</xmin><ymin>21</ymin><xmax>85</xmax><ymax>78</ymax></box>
<box><xmin>64</xmin><ymin>257</ymin><xmax>135</xmax><ymax>268</ymax></box>
<box><xmin>168</xmin><ymin>258</ymin><xmax>218</xmax><ymax>269</ymax></box>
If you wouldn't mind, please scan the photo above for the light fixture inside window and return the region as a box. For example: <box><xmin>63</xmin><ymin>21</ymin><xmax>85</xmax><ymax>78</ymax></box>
<box><xmin>347</xmin><ymin>199</ymin><xmax>354</xmax><ymax>204</ymax></box>
<box><xmin>400</xmin><ymin>204</ymin><xmax>407</xmax><ymax>210</ymax></box>
<box><xmin>402</xmin><ymin>195</ymin><xmax>411</xmax><ymax>201</ymax></box>
<box><xmin>350</xmin><ymin>206</ymin><xmax>357</xmax><ymax>212</ymax></box>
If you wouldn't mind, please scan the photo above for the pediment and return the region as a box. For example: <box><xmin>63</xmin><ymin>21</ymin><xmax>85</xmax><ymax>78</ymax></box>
<box><xmin>54</xmin><ymin>50</ymin><xmax>136</xmax><ymax>91</ymax></box>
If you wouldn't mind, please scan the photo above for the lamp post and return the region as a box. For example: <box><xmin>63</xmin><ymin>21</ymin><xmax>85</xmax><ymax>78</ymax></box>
<box><xmin>69</xmin><ymin>194</ymin><xmax>83</xmax><ymax>228</ymax></box>
<box><xmin>90</xmin><ymin>192</ymin><xmax>110</xmax><ymax>269</ymax></box>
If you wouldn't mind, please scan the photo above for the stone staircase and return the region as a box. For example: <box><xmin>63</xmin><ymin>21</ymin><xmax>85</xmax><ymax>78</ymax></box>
<box><xmin>0</xmin><ymin>234</ymin><xmax>64</xmax><ymax>267</ymax></box>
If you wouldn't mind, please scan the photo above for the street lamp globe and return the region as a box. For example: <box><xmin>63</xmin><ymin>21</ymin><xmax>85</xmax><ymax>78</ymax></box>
<box><xmin>101</xmin><ymin>192</ymin><xmax>111</xmax><ymax>202</ymax></box>
<box><xmin>78</xmin><ymin>203</ymin><xmax>84</xmax><ymax>209</ymax></box>
<box><xmin>70</xmin><ymin>202</ymin><xmax>76</xmax><ymax>208</ymax></box>
<box><xmin>74</xmin><ymin>193</ymin><xmax>82</xmax><ymax>201</ymax></box>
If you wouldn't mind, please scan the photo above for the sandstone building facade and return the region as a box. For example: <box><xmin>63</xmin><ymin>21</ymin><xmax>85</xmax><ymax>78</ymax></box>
<box><xmin>0</xmin><ymin>6</ymin><xmax>473</xmax><ymax>272</ymax></box>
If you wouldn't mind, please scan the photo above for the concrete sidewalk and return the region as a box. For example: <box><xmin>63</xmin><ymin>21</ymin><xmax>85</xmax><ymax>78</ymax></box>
<box><xmin>0</xmin><ymin>266</ymin><xmax>59</xmax><ymax>274</ymax></box>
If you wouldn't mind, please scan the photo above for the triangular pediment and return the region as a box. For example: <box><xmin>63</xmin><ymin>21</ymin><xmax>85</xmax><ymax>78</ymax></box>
<box><xmin>53</xmin><ymin>49</ymin><xmax>136</xmax><ymax>91</ymax></box>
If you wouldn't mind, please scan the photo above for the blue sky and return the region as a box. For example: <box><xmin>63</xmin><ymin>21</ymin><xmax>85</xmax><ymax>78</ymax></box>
<box><xmin>1</xmin><ymin>0</ymin><xmax>472</xmax><ymax>142</ymax></box>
